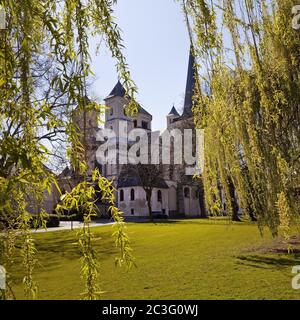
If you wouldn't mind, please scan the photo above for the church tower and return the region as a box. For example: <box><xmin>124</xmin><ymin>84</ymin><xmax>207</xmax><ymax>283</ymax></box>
<box><xmin>104</xmin><ymin>80</ymin><xmax>153</xmax><ymax>135</ymax></box>
<box><xmin>167</xmin><ymin>45</ymin><xmax>197</xmax><ymax>127</ymax></box>
<box><xmin>71</xmin><ymin>96</ymin><xmax>99</xmax><ymax>174</ymax></box>
<box><xmin>103</xmin><ymin>80</ymin><xmax>152</xmax><ymax>182</ymax></box>
<box><xmin>166</xmin><ymin>105</ymin><xmax>179</xmax><ymax>128</ymax></box>
<box><xmin>104</xmin><ymin>80</ymin><xmax>132</xmax><ymax>136</ymax></box>
<box><xmin>164</xmin><ymin>44</ymin><xmax>206</xmax><ymax>218</ymax></box>
<box><xmin>181</xmin><ymin>45</ymin><xmax>196</xmax><ymax>119</ymax></box>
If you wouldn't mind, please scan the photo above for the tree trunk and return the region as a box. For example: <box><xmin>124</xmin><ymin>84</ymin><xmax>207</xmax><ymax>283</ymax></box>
<box><xmin>248</xmin><ymin>204</ymin><xmax>257</xmax><ymax>222</ymax></box>
<box><xmin>199</xmin><ymin>180</ymin><xmax>207</xmax><ymax>218</ymax></box>
<box><xmin>228</xmin><ymin>179</ymin><xmax>241</xmax><ymax>222</ymax></box>
<box><xmin>146</xmin><ymin>189</ymin><xmax>153</xmax><ymax>221</ymax></box>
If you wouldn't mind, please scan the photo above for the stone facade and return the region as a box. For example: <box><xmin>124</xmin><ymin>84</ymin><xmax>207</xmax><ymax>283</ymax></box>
<box><xmin>53</xmin><ymin>46</ymin><xmax>207</xmax><ymax>219</ymax></box>
<box><xmin>93</xmin><ymin>46</ymin><xmax>206</xmax><ymax>218</ymax></box>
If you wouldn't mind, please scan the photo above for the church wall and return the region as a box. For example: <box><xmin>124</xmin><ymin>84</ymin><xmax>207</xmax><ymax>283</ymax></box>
<box><xmin>105</xmin><ymin>96</ymin><xmax>152</xmax><ymax>134</ymax></box>
<box><xmin>182</xmin><ymin>185</ymin><xmax>201</xmax><ymax>217</ymax></box>
<box><xmin>72</xmin><ymin>108</ymin><xmax>99</xmax><ymax>174</ymax></box>
<box><xmin>118</xmin><ymin>187</ymin><xmax>169</xmax><ymax>217</ymax></box>
<box><xmin>132</xmin><ymin>114</ymin><xmax>152</xmax><ymax>131</ymax></box>
<box><xmin>105</xmin><ymin>96</ymin><xmax>129</xmax><ymax>122</ymax></box>
<box><xmin>168</xmin><ymin>186</ymin><xmax>177</xmax><ymax>214</ymax></box>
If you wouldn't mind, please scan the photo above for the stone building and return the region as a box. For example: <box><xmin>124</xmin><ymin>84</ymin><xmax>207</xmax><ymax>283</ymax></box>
<box><xmin>95</xmin><ymin>46</ymin><xmax>206</xmax><ymax>218</ymax></box>
<box><xmin>55</xmin><ymin>46</ymin><xmax>206</xmax><ymax>219</ymax></box>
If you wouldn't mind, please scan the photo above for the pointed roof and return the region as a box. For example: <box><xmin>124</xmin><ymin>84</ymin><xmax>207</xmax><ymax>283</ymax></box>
<box><xmin>182</xmin><ymin>45</ymin><xmax>197</xmax><ymax>118</ymax></box>
<box><xmin>138</xmin><ymin>105</ymin><xmax>152</xmax><ymax>117</ymax></box>
<box><xmin>105</xmin><ymin>80</ymin><xmax>126</xmax><ymax>99</ymax></box>
<box><xmin>168</xmin><ymin>105</ymin><xmax>180</xmax><ymax>117</ymax></box>
<box><xmin>105</xmin><ymin>81</ymin><xmax>152</xmax><ymax>118</ymax></box>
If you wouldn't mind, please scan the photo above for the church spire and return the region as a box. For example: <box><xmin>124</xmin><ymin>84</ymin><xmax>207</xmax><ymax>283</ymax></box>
<box><xmin>182</xmin><ymin>45</ymin><xmax>197</xmax><ymax>117</ymax></box>
<box><xmin>168</xmin><ymin>105</ymin><xmax>180</xmax><ymax>117</ymax></box>
<box><xmin>105</xmin><ymin>80</ymin><xmax>126</xmax><ymax>100</ymax></box>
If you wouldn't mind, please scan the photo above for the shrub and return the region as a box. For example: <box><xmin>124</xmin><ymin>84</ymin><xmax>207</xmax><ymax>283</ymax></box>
<box><xmin>57</xmin><ymin>207</ymin><xmax>99</xmax><ymax>222</ymax></box>
<box><xmin>59</xmin><ymin>213</ymin><xmax>82</xmax><ymax>222</ymax></box>
<box><xmin>46</xmin><ymin>214</ymin><xmax>60</xmax><ymax>228</ymax></box>
<box><xmin>31</xmin><ymin>214</ymin><xmax>60</xmax><ymax>229</ymax></box>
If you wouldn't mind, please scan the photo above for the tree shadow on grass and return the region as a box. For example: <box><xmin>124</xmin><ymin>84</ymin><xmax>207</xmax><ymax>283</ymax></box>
<box><xmin>127</xmin><ymin>219</ymin><xmax>181</xmax><ymax>225</ymax></box>
<box><xmin>139</xmin><ymin>218</ymin><xmax>214</xmax><ymax>225</ymax></box>
<box><xmin>153</xmin><ymin>220</ymin><xmax>180</xmax><ymax>224</ymax></box>
<box><xmin>235</xmin><ymin>254</ymin><xmax>300</xmax><ymax>270</ymax></box>
<box><xmin>31</xmin><ymin>235</ymin><xmax>118</xmax><ymax>266</ymax></box>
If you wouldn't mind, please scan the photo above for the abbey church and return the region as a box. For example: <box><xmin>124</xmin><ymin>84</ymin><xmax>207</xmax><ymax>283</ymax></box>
<box><xmin>58</xmin><ymin>46</ymin><xmax>206</xmax><ymax>219</ymax></box>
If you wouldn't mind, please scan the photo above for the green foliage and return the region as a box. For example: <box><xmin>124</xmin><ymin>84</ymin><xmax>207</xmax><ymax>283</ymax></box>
<box><xmin>0</xmin><ymin>0</ymin><xmax>136</xmax><ymax>300</ymax></box>
<box><xmin>31</xmin><ymin>214</ymin><xmax>60</xmax><ymax>229</ymax></box>
<box><xmin>183</xmin><ymin>0</ymin><xmax>300</xmax><ymax>238</ymax></box>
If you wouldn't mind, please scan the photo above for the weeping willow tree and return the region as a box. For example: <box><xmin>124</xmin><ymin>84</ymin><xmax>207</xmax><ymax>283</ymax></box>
<box><xmin>182</xmin><ymin>0</ymin><xmax>300</xmax><ymax>238</ymax></box>
<box><xmin>0</xmin><ymin>0</ymin><xmax>137</xmax><ymax>300</ymax></box>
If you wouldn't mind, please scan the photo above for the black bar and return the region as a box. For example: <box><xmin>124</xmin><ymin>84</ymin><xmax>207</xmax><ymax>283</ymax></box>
<box><xmin>0</xmin><ymin>300</ymin><xmax>297</xmax><ymax>319</ymax></box>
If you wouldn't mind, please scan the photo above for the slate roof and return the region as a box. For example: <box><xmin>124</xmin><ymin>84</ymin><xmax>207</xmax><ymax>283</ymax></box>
<box><xmin>168</xmin><ymin>105</ymin><xmax>180</xmax><ymax>117</ymax></box>
<box><xmin>105</xmin><ymin>81</ymin><xmax>152</xmax><ymax>118</ymax></box>
<box><xmin>137</xmin><ymin>104</ymin><xmax>152</xmax><ymax>117</ymax></box>
<box><xmin>174</xmin><ymin>45</ymin><xmax>197</xmax><ymax>121</ymax></box>
<box><xmin>183</xmin><ymin>45</ymin><xmax>196</xmax><ymax>115</ymax></box>
<box><xmin>105</xmin><ymin>80</ymin><xmax>126</xmax><ymax>99</ymax></box>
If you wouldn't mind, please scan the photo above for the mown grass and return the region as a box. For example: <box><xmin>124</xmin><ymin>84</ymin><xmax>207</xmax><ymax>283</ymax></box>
<box><xmin>7</xmin><ymin>219</ymin><xmax>300</xmax><ymax>300</ymax></box>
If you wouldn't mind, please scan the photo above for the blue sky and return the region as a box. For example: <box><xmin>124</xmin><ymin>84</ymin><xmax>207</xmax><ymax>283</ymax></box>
<box><xmin>90</xmin><ymin>0</ymin><xmax>190</xmax><ymax>131</ymax></box>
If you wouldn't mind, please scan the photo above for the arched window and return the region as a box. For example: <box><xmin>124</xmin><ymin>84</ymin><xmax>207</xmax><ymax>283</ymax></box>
<box><xmin>157</xmin><ymin>190</ymin><xmax>162</xmax><ymax>202</ymax></box>
<box><xmin>133</xmin><ymin>120</ymin><xmax>137</xmax><ymax>128</ymax></box>
<box><xmin>109</xmin><ymin>107</ymin><xmax>113</xmax><ymax>116</ymax></box>
<box><xmin>119</xmin><ymin>189</ymin><xmax>124</xmax><ymax>202</ymax></box>
<box><xmin>184</xmin><ymin>187</ymin><xmax>190</xmax><ymax>198</ymax></box>
<box><xmin>130</xmin><ymin>188</ymin><xmax>135</xmax><ymax>201</ymax></box>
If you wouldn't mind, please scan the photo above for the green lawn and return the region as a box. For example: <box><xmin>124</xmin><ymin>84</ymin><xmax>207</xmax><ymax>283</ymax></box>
<box><xmin>8</xmin><ymin>219</ymin><xmax>300</xmax><ymax>300</ymax></box>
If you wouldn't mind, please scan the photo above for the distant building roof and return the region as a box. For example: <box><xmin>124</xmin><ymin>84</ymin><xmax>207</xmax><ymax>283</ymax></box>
<box><xmin>175</xmin><ymin>45</ymin><xmax>197</xmax><ymax>121</ymax></box>
<box><xmin>105</xmin><ymin>81</ymin><xmax>152</xmax><ymax>118</ymax></box>
<box><xmin>137</xmin><ymin>104</ymin><xmax>152</xmax><ymax>117</ymax></box>
<box><xmin>183</xmin><ymin>45</ymin><xmax>196</xmax><ymax>115</ymax></box>
<box><xmin>168</xmin><ymin>105</ymin><xmax>180</xmax><ymax>117</ymax></box>
<box><xmin>105</xmin><ymin>80</ymin><xmax>126</xmax><ymax>99</ymax></box>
